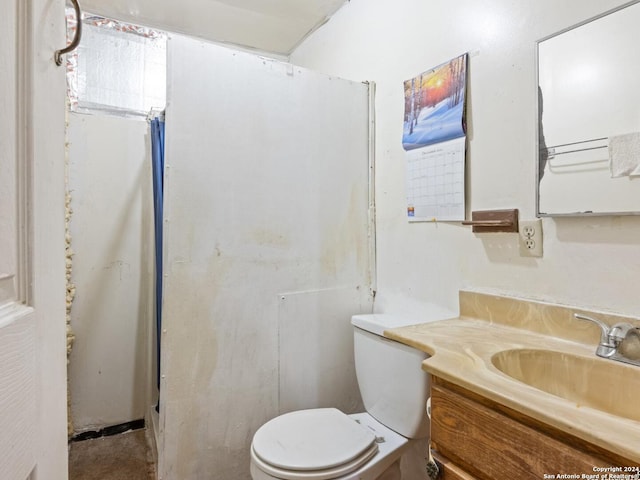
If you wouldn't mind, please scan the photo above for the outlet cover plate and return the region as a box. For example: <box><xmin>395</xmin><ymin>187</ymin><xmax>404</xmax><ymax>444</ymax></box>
<box><xmin>519</xmin><ymin>219</ymin><xmax>543</xmax><ymax>257</ymax></box>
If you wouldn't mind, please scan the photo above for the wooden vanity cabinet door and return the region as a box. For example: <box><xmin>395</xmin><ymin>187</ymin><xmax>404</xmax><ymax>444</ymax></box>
<box><xmin>430</xmin><ymin>377</ymin><xmax>623</xmax><ymax>480</ymax></box>
<box><xmin>431</xmin><ymin>450</ymin><xmax>478</xmax><ymax>480</ymax></box>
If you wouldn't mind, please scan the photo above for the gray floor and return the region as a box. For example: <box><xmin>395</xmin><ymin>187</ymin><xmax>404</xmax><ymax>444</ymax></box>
<box><xmin>69</xmin><ymin>429</ymin><xmax>155</xmax><ymax>480</ymax></box>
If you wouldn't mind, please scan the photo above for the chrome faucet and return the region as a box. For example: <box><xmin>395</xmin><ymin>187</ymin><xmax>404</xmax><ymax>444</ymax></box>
<box><xmin>574</xmin><ymin>313</ymin><xmax>640</xmax><ymax>367</ymax></box>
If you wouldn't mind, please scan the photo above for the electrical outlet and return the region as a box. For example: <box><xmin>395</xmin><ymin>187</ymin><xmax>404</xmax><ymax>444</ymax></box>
<box><xmin>519</xmin><ymin>219</ymin><xmax>543</xmax><ymax>257</ymax></box>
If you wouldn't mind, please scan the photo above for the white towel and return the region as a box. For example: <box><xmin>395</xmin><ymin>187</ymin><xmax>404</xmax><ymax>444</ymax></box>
<box><xmin>609</xmin><ymin>132</ymin><xmax>640</xmax><ymax>177</ymax></box>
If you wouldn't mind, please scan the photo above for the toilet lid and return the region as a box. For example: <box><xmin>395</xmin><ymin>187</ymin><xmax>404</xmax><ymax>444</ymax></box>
<box><xmin>252</xmin><ymin>408</ymin><xmax>377</xmax><ymax>472</ymax></box>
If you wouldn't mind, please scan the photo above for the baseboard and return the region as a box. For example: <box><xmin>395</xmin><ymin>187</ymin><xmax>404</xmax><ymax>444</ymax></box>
<box><xmin>70</xmin><ymin>419</ymin><xmax>145</xmax><ymax>442</ymax></box>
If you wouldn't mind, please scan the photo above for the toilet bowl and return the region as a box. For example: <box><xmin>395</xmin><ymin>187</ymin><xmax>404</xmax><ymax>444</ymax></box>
<box><xmin>250</xmin><ymin>313</ymin><xmax>440</xmax><ymax>480</ymax></box>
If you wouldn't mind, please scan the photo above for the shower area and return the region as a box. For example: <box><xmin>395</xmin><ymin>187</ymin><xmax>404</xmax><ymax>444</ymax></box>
<box><xmin>65</xmin><ymin>7</ymin><xmax>374</xmax><ymax>479</ymax></box>
<box><xmin>65</xmin><ymin>12</ymin><xmax>165</xmax><ymax>478</ymax></box>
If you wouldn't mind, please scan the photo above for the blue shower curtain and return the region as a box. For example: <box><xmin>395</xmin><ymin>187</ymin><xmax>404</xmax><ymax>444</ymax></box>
<box><xmin>150</xmin><ymin>117</ymin><xmax>165</xmax><ymax>398</ymax></box>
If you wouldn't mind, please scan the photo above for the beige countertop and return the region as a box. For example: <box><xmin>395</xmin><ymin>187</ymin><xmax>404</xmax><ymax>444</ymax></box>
<box><xmin>385</xmin><ymin>316</ymin><xmax>640</xmax><ymax>464</ymax></box>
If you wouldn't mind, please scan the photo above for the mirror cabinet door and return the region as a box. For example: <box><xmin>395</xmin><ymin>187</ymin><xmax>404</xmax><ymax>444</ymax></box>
<box><xmin>537</xmin><ymin>1</ymin><xmax>640</xmax><ymax>216</ymax></box>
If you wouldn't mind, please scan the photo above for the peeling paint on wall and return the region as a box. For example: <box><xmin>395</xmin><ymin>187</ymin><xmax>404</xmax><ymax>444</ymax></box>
<box><xmin>64</xmin><ymin>109</ymin><xmax>76</xmax><ymax>438</ymax></box>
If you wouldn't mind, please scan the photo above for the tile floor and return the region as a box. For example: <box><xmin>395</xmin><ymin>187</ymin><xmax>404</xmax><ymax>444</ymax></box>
<box><xmin>69</xmin><ymin>429</ymin><xmax>155</xmax><ymax>480</ymax></box>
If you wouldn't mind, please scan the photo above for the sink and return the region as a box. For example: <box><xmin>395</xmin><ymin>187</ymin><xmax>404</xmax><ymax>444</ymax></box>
<box><xmin>491</xmin><ymin>349</ymin><xmax>640</xmax><ymax>422</ymax></box>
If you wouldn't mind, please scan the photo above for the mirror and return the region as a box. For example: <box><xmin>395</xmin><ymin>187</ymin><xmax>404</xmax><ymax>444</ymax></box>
<box><xmin>537</xmin><ymin>1</ymin><xmax>640</xmax><ymax>216</ymax></box>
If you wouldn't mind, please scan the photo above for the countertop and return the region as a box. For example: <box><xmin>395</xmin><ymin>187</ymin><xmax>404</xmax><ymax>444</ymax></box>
<box><xmin>384</xmin><ymin>316</ymin><xmax>640</xmax><ymax>464</ymax></box>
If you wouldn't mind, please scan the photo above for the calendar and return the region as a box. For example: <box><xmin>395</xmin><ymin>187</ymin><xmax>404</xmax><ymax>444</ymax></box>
<box><xmin>403</xmin><ymin>54</ymin><xmax>468</xmax><ymax>222</ymax></box>
<box><xmin>406</xmin><ymin>136</ymin><xmax>465</xmax><ymax>222</ymax></box>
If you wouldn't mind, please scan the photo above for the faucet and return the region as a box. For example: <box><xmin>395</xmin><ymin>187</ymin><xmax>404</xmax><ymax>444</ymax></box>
<box><xmin>574</xmin><ymin>313</ymin><xmax>640</xmax><ymax>367</ymax></box>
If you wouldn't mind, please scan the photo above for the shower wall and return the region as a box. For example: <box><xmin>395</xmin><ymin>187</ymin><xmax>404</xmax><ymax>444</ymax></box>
<box><xmin>159</xmin><ymin>35</ymin><xmax>373</xmax><ymax>479</ymax></box>
<box><xmin>67</xmin><ymin>113</ymin><xmax>155</xmax><ymax>432</ymax></box>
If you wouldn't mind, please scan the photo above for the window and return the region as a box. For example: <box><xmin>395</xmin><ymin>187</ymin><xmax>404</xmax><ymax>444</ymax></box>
<box><xmin>66</xmin><ymin>12</ymin><xmax>166</xmax><ymax>117</ymax></box>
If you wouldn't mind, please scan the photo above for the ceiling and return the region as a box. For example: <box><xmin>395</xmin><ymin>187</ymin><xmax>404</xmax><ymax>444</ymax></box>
<box><xmin>79</xmin><ymin>0</ymin><xmax>348</xmax><ymax>55</ymax></box>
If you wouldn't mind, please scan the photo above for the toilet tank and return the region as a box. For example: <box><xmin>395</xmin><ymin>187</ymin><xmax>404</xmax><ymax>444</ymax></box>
<box><xmin>351</xmin><ymin>314</ymin><xmax>445</xmax><ymax>439</ymax></box>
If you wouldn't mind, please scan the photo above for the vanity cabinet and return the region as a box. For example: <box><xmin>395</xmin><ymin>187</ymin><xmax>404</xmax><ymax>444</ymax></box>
<box><xmin>430</xmin><ymin>376</ymin><xmax>638</xmax><ymax>480</ymax></box>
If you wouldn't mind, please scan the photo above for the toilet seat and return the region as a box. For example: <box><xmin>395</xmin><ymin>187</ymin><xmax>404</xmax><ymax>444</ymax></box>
<box><xmin>251</xmin><ymin>442</ymin><xmax>378</xmax><ymax>480</ymax></box>
<box><xmin>251</xmin><ymin>408</ymin><xmax>379</xmax><ymax>480</ymax></box>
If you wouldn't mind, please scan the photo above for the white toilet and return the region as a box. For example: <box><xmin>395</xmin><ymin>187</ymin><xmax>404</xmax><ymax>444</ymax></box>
<box><xmin>250</xmin><ymin>314</ymin><xmax>432</xmax><ymax>480</ymax></box>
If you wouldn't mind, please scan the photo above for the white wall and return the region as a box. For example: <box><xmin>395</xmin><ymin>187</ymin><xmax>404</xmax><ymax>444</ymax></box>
<box><xmin>67</xmin><ymin>113</ymin><xmax>154</xmax><ymax>432</ymax></box>
<box><xmin>31</xmin><ymin>0</ymin><xmax>69</xmax><ymax>477</ymax></box>
<box><xmin>160</xmin><ymin>36</ymin><xmax>372</xmax><ymax>479</ymax></box>
<box><xmin>291</xmin><ymin>0</ymin><xmax>640</xmax><ymax>318</ymax></box>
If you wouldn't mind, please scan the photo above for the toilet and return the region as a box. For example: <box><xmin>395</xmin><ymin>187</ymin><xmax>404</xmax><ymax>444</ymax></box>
<box><xmin>250</xmin><ymin>314</ymin><xmax>432</xmax><ymax>480</ymax></box>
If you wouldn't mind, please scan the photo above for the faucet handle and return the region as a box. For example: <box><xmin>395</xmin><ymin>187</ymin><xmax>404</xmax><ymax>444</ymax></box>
<box><xmin>574</xmin><ymin>313</ymin><xmax>616</xmax><ymax>349</ymax></box>
<box><xmin>574</xmin><ymin>313</ymin><xmax>610</xmax><ymax>334</ymax></box>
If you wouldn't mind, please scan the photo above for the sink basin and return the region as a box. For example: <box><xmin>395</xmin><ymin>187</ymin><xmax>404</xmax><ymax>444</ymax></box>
<box><xmin>491</xmin><ymin>349</ymin><xmax>640</xmax><ymax>422</ymax></box>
